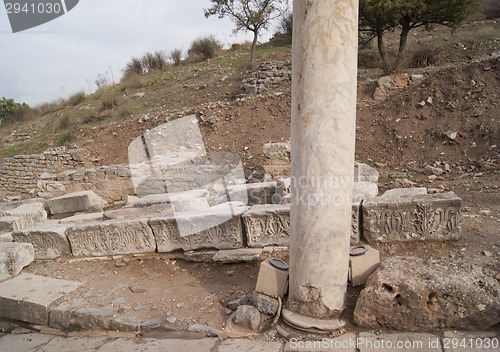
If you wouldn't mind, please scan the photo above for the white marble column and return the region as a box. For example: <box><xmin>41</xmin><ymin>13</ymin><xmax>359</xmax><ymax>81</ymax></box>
<box><xmin>285</xmin><ymin>0</ymin><xmax>359</xmax><ymax>330</ymax></box>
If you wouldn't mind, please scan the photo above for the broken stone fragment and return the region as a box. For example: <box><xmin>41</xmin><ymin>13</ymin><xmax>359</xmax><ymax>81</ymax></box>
<box><xmin>354</xmin><ymin>257</ymin><xmax>500</xmax><ymax>330</ymax></box>
<box><xmin>0</xmin><ymin>242</ymin><xmax>34</xmax><ymax>281</ymax></box>
<box><xmin>48</xmin><ymin>191</ymin><xmax>107</xmax><ymax>217</ymax></box>
<box><xmin>253</xmin><ymin>292</ymin><xmax>279</xmax><ymax>316</ymax></box>
<box><xmin>234</xmin><ymin>305</ymin><xmax>261</xmax><ymax>331</ymax></box>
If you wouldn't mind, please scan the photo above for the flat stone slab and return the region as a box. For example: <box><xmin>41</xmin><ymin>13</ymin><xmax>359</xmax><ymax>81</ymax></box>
<box><xmin>362</xmin><ymin>192</ymin><xmax>462</xmax><ymax>243</ymax></box>
<box><xmin>0</xmin><ymin>334</ymin><xmax>55</xmax><ymax>352</ymax></box>
<box><xmin>66</xmin><ymin>219</ymin><xmax>156</xmax><ymax>257</ymax></box>
<box><xmin>127</xmin><ymin>189</ymin><xmax>209</xmax><ymax>208</ymax></box>
<box><xmin>48</xmin><ymin>191</ymin><xmax>107</xmax><ymax>216</ymax></box>
<box><xmin>97</xmin><ymin>337</ymin><xmax>217</xmax><ymax>352</ymax></box>
<box><xmin>0</xmin><ymin>242</ymin><xmax>34</xmax><ymax>281</ymax></box>
<box><xmin>284</xmin><ymin>333</ymin><xmax>357</xmax><ymax>352</ymax></box>
<box><xmin>12</xmin><ymin>224</ymin><xmax>70</xmax><ymax>260</ymax></box>
<box><xmin>221</xmin><ymin>182</ymin><xmax>276</xmax><ymax>205</ymax></box>
<box><xmin>358</xmin><ymin>332</ymin><xmax>442</xmax><ymax>352</ymax></box>
<box><xmin>103</xmin><ymin>204</ymin><xmax>173</xmax><ymax>220</ymax></box>
<box><xmin>0</xmin><ymin>273</ymin><xmax>82</xmax><ymax>325</ymax></box>
<box><xmin>354</xmin><ymin>162</ymin><xmax>379</xmax><ymax>183</ymax></box>
<box><xmin>150</xmin><ymin>204</ymin><xmax>247</xmax><ymax>252</ymax></box>
<box><xmin>354</xmin><ymin>257</ymin><xmax>500</xmax><ymax>331</ymax></box>
<box><xmin>220</xmin><ymin>339</ymin><xmax>283</xmax><ymax>352</ymax></box>
<box><xmin>213</xmin><ymin>248</ymin><xmax>263</xmax><ymax>263</ymax></box>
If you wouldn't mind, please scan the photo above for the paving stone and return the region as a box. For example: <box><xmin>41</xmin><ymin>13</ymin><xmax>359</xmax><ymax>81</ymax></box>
<box><xmin>284</xmin><ymin>332</ymin><xmax>357</xmax><ymax>352</ymax></box>
<box><xmin>127</xmin><ymin>189</ymin><xmax>209</xmax><ymax>208</ymax></box>
<box><xmin>0</xmin><ymin>273</ymin><xmax>82</xmax><ymax>325</ymax></box>
<box><xmin>0</xmin><ymin>333</ymin><xmax>54</xmax><ymax>352</ymax></box>
<box><xmin>358</xmin><ymin>332</ymin><xmax>441</xmax><ymax>352</ymax></box>
<box><xmin>362</xmin><ymin>192</ymin><xmax>462</xmax><ymax>243</ymax></box>
<box><xmin>66</xmin><ymin>219</ymin><xmax>156</xmax><ymax>257</ymax></box>
<box><xmin>48</xmin><ymin>191</ymin><xmax>107</xmax><ymax>217</ymax></box>
<box><xmin>220</xmin><ymin>338</ymin><xmax>283</xmax><ymax>352</ymax></box>
<box><xmin>0</xmin><ymin>242</ymin><xmax>34</xmax><ymax>281</ymax></box>
<box><xmin>12</xmin><ymin>224</ymin><xmax>70</xmax><ymax>260</ymax></box>
<box><xmin>442</xmin><ymin>331</ymin><xmax>500</xmax><ymax>352</ymax></box>
<box><xmin>221</xmin><ymin>182</ymin><xmax>276</xmax><ymax>205</ymax></box>
<box><xmin>150</xmin><ymin>205</ymin><xmax>247</xmax><ymax>252</ymax></box>
<box><xmin>96</xmin><ymin>337</ymin><xmax>217</xmax><ymax>352</ymax></box>
<box><xmin>37</xmin><ymin>336</ymin><xmax>110</xmax><ymax>352</ymax></box>
<box><xmin>57</xmin><ymin>213</ymin><xmax>104</xmax><ymax>223</ymax></box>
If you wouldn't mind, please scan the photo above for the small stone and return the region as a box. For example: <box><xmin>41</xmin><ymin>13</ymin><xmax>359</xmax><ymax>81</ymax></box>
<box><xmin>483</xmin><ymin>251</ymin><xmax>493</xmax><ymax>257</ymax></box>
<box><xmin>227</xmin><ymin>298</ymin><xmax>248</xmax><ymax>310</ymax></box>
<box><xmin>496</xmin><ymin>274</ymin><xmax>500</xmax><ymax>281</ymax></box>
<box><xmin>166</xmin><ymin>317</ymin><xmax>177</xmax><ymax>324</ymax></box>
<box><xmin>129</xmin><ymin>286</ymin><xmax>146</xmax><ymax>293</ymax></box>
<box><xmin>479</xmin><ymin>210</ymin><xmax>491</xmax><ymax>216</ymax></box>
<box><xmin>176</xmin><ymin>303</ymin><xmax>183</xmax><ymax>309</ymax></box>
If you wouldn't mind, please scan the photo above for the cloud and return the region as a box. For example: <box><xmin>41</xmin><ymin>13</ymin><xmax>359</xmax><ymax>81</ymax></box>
<box><xmin>0</xmin><ymin>0</ymin><xmax>277</xmax><ymax>105</ymax></box>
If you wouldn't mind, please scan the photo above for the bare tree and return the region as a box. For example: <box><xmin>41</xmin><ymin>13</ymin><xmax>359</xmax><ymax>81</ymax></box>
<box><xmin>205</xmin><ymin>0</ymin><xmax>289</xmax><ymax>69</ymax></box>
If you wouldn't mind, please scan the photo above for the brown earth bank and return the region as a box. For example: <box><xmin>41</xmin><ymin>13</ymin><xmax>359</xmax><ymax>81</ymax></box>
<box><xmin>72</xmin><ymin>57</ymin><xmax>499</xmax><ymax>182</ymax></box>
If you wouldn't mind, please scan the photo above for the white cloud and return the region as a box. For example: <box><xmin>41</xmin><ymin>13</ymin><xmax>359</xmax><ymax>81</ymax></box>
<box><xmin>0</xmin><ymin>0</ymin><xmax>280</xmax><ymax>106</ymax></box>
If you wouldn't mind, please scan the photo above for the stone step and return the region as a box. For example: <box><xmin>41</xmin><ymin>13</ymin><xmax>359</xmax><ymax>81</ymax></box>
<box><xmin>0</xmin><ymin>273</ymin><xmax>82</xmax><ymax>325</ymax></box>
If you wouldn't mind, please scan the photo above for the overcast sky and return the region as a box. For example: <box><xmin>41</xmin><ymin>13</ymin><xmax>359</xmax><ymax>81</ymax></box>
<box><xmin>0</xmin><ymin>0</ymin><xmax>281</xmax><ymax>106</ymax></box>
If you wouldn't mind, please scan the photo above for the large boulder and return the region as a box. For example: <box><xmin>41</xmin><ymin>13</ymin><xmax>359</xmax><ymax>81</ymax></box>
<box><xmin>0</xmin><ymin>242</ymin><xmax>35</xmax><ymax>281</ymax></box>
<box><xmin>354</xmin><ymin>257</ymin><xmax>500</xmax><ymax>331</ymax></box>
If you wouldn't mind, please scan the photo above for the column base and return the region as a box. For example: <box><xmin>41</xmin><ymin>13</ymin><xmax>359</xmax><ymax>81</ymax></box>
<box><xmin>282</xmin><ymin>308</ymin><xmax>346</xmax><ymax>333</ymax></box>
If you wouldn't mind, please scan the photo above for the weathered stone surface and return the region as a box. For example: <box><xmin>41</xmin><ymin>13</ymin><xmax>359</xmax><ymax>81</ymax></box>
<box><xmin>253</xmin><ymin>292</ymin><xmax>279</xmax><ymax>316</ymax></box>
<box><xmin>442</xmin><ymin>331</ymin><xmax>500</xmax><ymax>352</ymax></box>
<box><xmin>0</xmin><ymin>242</ymin><xmax>34</xmax><ymax>281</ymax></box>
<box><xmin>70</xmin><ymin>307</ymin><xmax>114</xmax><ymax>330</ymax></box>
<box><xmin>66</xmin><ymin>219</ymin><xmax>156</xmax><ymax>257</ymax></box>
<box><xmin>354</xmin><ymin>257</ymin><xmax>500</xmax><ymax>330</ymax></box>
<box><xmin>381</xmin><ymin>187</ymin><xmax>427</xmax><ymax>199</ymax></box>
<box><xmin>362</xmin><ymin>192</ymin><xmax>461</xmax><ymax>243</ymax></box>
<box><xmin>243</xmin><ymin>205</ymin><xmax>290</xmax><ymax>248</ymax></box>
<box><xmin>171</xmin><ymin>198</ymin><xmax>210</xmax><ymax>213</ymax></box>
<box><xmin>0</xmin><ymin>198</ymin><xmax>49</xmax><ymax>214</ymax></box>
<box><xmin>150</xmin><ymin>205</ymin><xmax>247</xmax><ymax>252</ymax></box>
<box><xmin>284</xmin><ymin>333</ymin><xmax>357</xmax><ymax>352</ymax></box>
<box><xmin>0</xmin><ymin>273</ymin><xmax>82</xmax><ymax>324</ymax></box>
<box><xmin>109</xmin><ymin>316</ymin><xmax>142</xmax><ymax>332</ymax></box>
<box><xmin>48</xmin><ymin>191</ymin><xmax>107</xmax><ymax>216</ymax></box>
<box><xmin>127</xmin><ymin>189</ymin><xmax>209</xmax><ymax>208</ymax></box>
<box><xmin>235</xmin><ymin>305</ymin><xmax>261</xmax><ymax>331</ymax></box>
<box><xmin>1</xmin><ymin>203</ymin><xmax>47</xmax><ymax>230</ymax></box>
<box><xmin>57</xmin><ymin>213</ymin><xmax>104</xmax><ymax>223</ymax></box>
<box><xmin>0</xmin><ymin>233</ymin><xmax>12</xmax><ymax>242</ymax></box>
<box><xmin>220</xmin><ymin>339</ymin><xmax>283</xmax><ymax>352</ymax></box>
<box><xmin>358</xmin><ymin>332</ymin><xmax>442</xmax><ymax>352</ymax></box>
<box><xmin>353</xmin><ymin>182</ymin><xmax>378</xmax><ymax>201</ymax></box>
<box><xmin>354</xmin><ymin>162</ymin><xmax>379</xmax><ymax>183</ymax></box>
<box><xmin>351</xmin><ymin>201</ymin><xmax>362</xmax><ymax>244</ymax></box>
<box><xmin>103</xmin><ymin>204</ymin><xmax>173</xmax><ymax>220</ymax></box>
<box><xmin>97</xmin><ymin>337</ymin><xmax>217</xmax><ymax>352</ymax></box>
<box><xmin>12</xmin><ymin>224</ymin><xmax>70</xmax><ymax>260</ymax></box>
<box><xmin>213</xmin><ymin>248</ymin><xmax>263</xmax><ymax>263</ymax></box>
<box><xmin>220</xmin><ymin>182</ymin><xmax>276</xmax><ymax>206</ymax></box>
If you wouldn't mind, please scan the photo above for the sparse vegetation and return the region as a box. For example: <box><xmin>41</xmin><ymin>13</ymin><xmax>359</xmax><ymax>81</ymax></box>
<box><xmin>100</xmin><ymin>93</ymin><xmax>120</xmax><ymax>111</ymax></box>
<box><xmin>119</xmin><ymin>74</ymin><xmax>143</xmax><ymax>91</ymax></box>
<box><xmin>58</xmin><ymin>113</ymin><xmax>72</xmax><ymax>129</ymax></box>
<box><xmin>480</xmin><ymin>0</ymin><xmax>500</xmax><ymax>19</ymax></box>
<box><xmin>68</xmin><ymin>91</ymin><xmax>85</xmax><ymax>106</ymax></box>
<box><xmin>410</xmin><ymin>47</ymin><xmax>443</xmax><ymax>68</ymax></box>
<box><xmin>204</xmin><ymin>0</ymin><xmax>289</xmax><ymax>69</ymax></box>
<box><xmin>123</xmin><ymin>51</ymin><xmax>168</xmax><ymax>77</ymax></box>
<box><xmin>169</xmin><ymin>49</ymin><xmax>182</xmax><ymax>66</ymax></box>
<box><xmin>188</xmin><ymin>35</ymin><xmax>222</xmax><ymax>61</ymax></box>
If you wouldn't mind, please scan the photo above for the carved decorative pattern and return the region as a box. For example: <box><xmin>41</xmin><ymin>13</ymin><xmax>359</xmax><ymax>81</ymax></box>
<box><xmin>243</xmin><ymin>212</ymin><xmax>290</xmax><ymax>247</ymax></box>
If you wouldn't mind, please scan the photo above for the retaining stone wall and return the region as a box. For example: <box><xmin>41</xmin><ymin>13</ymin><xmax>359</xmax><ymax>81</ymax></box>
<box><xmin>241</xmin><ymin>61</ymin><xmax>292</xmax><ymax>95</ymax></box>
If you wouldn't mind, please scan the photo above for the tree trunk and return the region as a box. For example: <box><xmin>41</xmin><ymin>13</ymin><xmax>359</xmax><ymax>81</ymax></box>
<box><xmin>395</xmin><ymin>18</ymin><xmax>411</xmax><ymax>70</ymax></box>
<box><xmin>376</xmin><ymin>27</ymin><xmax>390</xmax><ymax>73</ymax></box>
<box><xmin>250</xmin><ymin>30</ymin><xmax>258</xmax><ymax>70</ymax></box>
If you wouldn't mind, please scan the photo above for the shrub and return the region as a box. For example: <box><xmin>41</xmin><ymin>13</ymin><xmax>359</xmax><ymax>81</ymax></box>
<box><xmin>123</xmin><ymin>57</ymin><xmax>143</xmax><ymax>77</ymax></box>
<box><xmin>68</xmin><ymin>91</ymin><xmax>85</xmax><ymax>106</ymax></box>
<box><xmin>123</xmin><ymin>51</ymin><xmax>167</xmax><ymax>77</ymax></box>
<box><xmin>120</xmin><ymin>74</ymin><xmax>143</xmax><ymax>91</ymax></box>
<box><xmin>169</xmin><ymin>49</ymin><xmax>182</xmax><ymax>66</ymax></box>
<box><xmin>410</xmin><ymin>47</ymin><xmax>442</xmax><ymax>68</ymax></box>
<box><xmin>188</xmin><ymin>35</ymin><xmax>222</xmax><ymax>61</ymax></box>
<box><xmin>100</xmin><ymin>93</ymin><xmax>120</xmax><ymax>111</ymax></box>
<box><xmin>34</xmin><ymin>99</ymin><xmax>65</xmax><ymax>116</ymax></box>
<box><xmin>57</xmin><ymin>131</ymin><xmax>75</xmax><ymax>146</ymax></box>
<box><xmin>58</xmin><ymin>113</ymin><xmax>72</xmax><ymax>129</ymax></box>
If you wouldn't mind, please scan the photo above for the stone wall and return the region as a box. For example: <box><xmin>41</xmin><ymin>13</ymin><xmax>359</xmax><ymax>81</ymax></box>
<box><xmin>0</xmin><ymin>147</ymin><xmax>87</xmax><ymax>194</ymax></box>
<box><xmin>241</xmin><ymin>61</ymin><xmax>292</xmax><ymax>95</ymax></box>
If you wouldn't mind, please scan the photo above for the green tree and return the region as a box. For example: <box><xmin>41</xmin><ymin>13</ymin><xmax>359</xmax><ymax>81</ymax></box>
<box><xmin>204</xmin><ymin>0</ymin><xmax>289</xmax><ymax>69</ymax></box>
<box><xmin>359</xmin><ymin>0</ymin><xmax>481</xmax><ymax>72</ymax></box>
<box><xmin>0</xmin><ymin>97</ymin><xmax>29</xmax><ymax>125</ymax></box>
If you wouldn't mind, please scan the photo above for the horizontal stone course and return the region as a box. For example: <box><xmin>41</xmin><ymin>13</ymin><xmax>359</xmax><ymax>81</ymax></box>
<box><xmin>12</xmin><ymin>224</ymin><xmax>70</xmax><ymax>260</ymax></box>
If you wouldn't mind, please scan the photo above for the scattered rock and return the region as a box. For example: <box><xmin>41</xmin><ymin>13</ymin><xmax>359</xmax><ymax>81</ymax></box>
<box><xmin>227</xmin><ymin>298</ymin><xmax>248</xmax><ymax>310</ymax></box>
<box><xmin>479</xmin><ymin>210</ymin><xmax>491</xmax><ymax>216</ymax></box>
<box><xmin>423</xmin><ymin>165</ymin><xmax>444</xmax><ymax>176</ymax></box>
<box><xmin>187</xmin><ymin>323</ymin><xmax>218</xmax><ymax>334</ymax></box>
<box><xmin>354</xmin><ymin>257</ymin><xmax>500</xmax><ymax>330</ymax></box>
<box><xmin>129</xmin><ymin>286</ymin><xmax>146</xmax><ymax>294</ymax></box>
<box><xmin>253</xmin><ymin>292</ymin><xmax>279</xmax><ymax>316</ymax></box>
<box><xmin>0</xmin><ymin>242</ymin><xmax>34</xmax><ymax>281</ymax></box>
<box><xmin>234</xmin><ymin>305</ymin><xmax>261</xmax><ymax>331</ymax></box>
